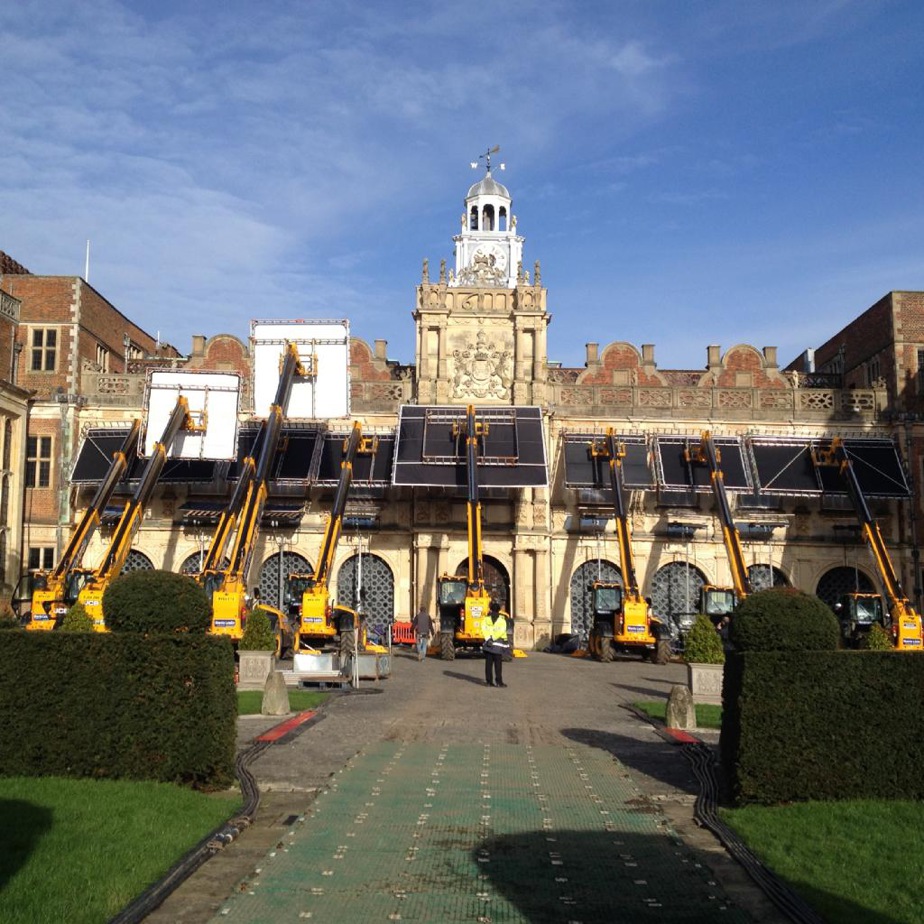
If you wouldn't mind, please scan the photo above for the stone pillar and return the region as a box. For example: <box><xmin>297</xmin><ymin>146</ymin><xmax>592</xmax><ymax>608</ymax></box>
<box><xmin>512</xmin><ymin>544</ymin><xmax>534</xmax><ymax>650</ymax></box>
<box><xmin>532</xmin><ymin>544</ymin><xmax>552</xmax><ymax>650</ymax></box>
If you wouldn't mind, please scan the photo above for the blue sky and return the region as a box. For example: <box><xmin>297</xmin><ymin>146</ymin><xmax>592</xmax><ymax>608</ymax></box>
<box><xmin>2</xmin><ymin>0</ymin><xmax>923</xmax><ymax>370</ymax></box>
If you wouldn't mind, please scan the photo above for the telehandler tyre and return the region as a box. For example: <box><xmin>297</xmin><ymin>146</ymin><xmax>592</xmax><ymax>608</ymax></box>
<box><xmin>339</xmin><ymin>627</ymin><xmax>357</xmax><ymax>661</ymax></box>
<box><xmin>440</xmin><ymin>631</ymin><xmax>456</xmax><ymax>661</ymax></box>
<box><xmin>654</xmin><ymin>639</ymin><xmax>671</xmax><ymax>665</ymax></box>
<box><xmin>598</xmin><ymin>636</ymin><xmax>615</xmax><ymax>662</ymax></box>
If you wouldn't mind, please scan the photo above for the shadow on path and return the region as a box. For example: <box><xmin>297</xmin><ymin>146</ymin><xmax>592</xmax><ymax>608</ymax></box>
<box><xmin>477</xmin><ymin>828</ymin><xmax>899</xmax><ymax>924</ymax></box>
<box><xmin>443</xmin><ymin>670</ymin><xmax>488</xmax><ymax>686</ymax></box>
<box><xmin>561</xmin><ymin>726</ymin><xmax>701</xmax><ymax>796</ymax></box>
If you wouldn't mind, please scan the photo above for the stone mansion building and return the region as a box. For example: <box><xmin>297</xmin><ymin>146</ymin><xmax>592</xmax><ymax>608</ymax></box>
<box><xmin>3</xmin><ymin>166</ymin><xmax>924</xmax><ymax>650</ymax></box>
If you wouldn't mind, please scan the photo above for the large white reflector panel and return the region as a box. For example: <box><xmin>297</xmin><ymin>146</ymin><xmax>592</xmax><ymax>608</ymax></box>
<box><xmin>144</xmin><ymin>371</ymin><xmax>241</xmax><ymax>459</ymax></box>
<box><xmin>251</xmin><ymin>319</ymin><xmax>350</xmax><ymax>419</ymax></box>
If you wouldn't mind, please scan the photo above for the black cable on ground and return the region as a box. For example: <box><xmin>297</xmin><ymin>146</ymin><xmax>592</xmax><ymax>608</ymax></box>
<box><xmin>107</xmin><ymin>738</ymin><xmax>270</xmax><ymax>924</ymax></box>
<box><xmin>682</xmin><ymin>742</ymin><xmax>826</xmax><ymax>924</ymax></box>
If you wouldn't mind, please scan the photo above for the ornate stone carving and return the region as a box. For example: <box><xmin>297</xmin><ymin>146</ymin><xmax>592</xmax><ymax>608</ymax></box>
<box><xmin>759</xmin><ymin>391</ymin><xmax>793</xmax><ymax>410</ymax></box>
<box><xmin>97</xmin><ymin>376</ymin><xmax>132</xmax><ymax>395</ymax></box>
<box><xmin>598</xmin><ymin>388</ymin><xmax>632</xmax><ymax>406</ymax></box>
<box><xmin>678</xmin><ymin>390</ymin><xmax>712</xmax><ymax>409</ymax></box>
<box><xmin>458</xmin><ymin>249</ymin><xmax>506</xmax><ymax>287</ymax></box>
<box><xmin>800</xmin><ymin>391</ymin><xmax>834</xmax><ymax>410</ymax></box>
<box><xmin>451</xmin><ymin>331</ymin><xmax>512</xmax><ymax>399</ymax></box>
<box><xmin>638</xmin><ymin>389</ymin><xmax>672</xmax><ymax>408</ymax></box>
<box><xmin>717</xmin><ymin>390</ymin><xmax>753</xmax><ymax>409</ymax></box>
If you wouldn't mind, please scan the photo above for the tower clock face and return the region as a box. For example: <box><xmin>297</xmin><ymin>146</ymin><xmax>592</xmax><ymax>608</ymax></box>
<box><xmin>473</xmin><ymin>244</ymin><xmax>507</xmax><ymax>271</ymax></box>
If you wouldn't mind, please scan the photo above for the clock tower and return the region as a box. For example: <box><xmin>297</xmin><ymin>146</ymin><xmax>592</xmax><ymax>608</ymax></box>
<box><xmin>414</xmin><ymin>150</ymin><xmax>550</xmax><ymax>406</ymax></box>
<box><xmin>451</xmin><ymin>149</ymin><xmax>523</xmax><ymax>288</ymax></box>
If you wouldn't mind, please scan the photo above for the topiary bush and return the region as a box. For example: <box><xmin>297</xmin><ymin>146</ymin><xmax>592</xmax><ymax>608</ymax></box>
<box><xmin>864</xmin><ymin>622</ymin><xmax>894</xmax><ymax>650</ymax></box>
<box><xmin>239</xmin><ymin>608</ymin><xmax>277</xmax><ymax>651</ymax></box>
<box><xmin>58</xmin><ymin>603</ymin><xmax>95</xmax><ymax>632</ymax></box>
<box><xmin>103</xmin><ymin>569</ymin><xmax>211</xmax><ymax>634</ymax></box>
<box><xmin>0</xmin><ymin>609</ymin><xmax>18</xmax><ymax>630</ymax></box>
<box><xmin>683</xmin><ymin>614</ymin><xmax>725</xmax><ymax>664</ymax></box>
<box><xmin>729</xmin><ymin>587</ymin><xmax>839</xmax><ymax>652</ymax></box>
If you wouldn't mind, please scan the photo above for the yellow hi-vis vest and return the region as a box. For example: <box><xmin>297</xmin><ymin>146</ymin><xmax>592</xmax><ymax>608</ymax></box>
<box><xmin>484</xmin><ymin>613</ymin><xmax>508</xmax><ymax>642</ymax></box>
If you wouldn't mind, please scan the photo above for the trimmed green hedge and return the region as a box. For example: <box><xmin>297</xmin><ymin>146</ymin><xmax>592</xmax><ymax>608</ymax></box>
<box><xmin>240</xmin><ymin>608</ymin><xmax>277</xmax><ymax>651</ymax></box>
<box><xmin>731</xmin><ymin>587</ymin><xmax>839</xmax><ymax>652</ymax></box>
<box><xmin>104</xmin><ymin>569</ymin><xmax>211</xmax><ymax>634</ymax></box>
<box><xmin>683</xmin><ymin>613</ymin><xmax>725</xmax><ymax>664</ymax></box>
<box><xmin>0</xmin><ymin>632</ymin><xmax>235</xmax><ymax>786</ymax></box>
<box><xmin>59</xmin><ymin>603</ymin><xmax>94</xmax><ymax>632</ymax></box>
<box><xmin>720</xmin><ymin>650</ymin><xmax>924</xmax><ymax>804</ymax></box>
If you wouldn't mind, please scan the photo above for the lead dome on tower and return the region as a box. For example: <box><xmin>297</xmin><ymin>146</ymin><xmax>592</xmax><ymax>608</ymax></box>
<box><xmin>467</xmin><ymin>173</ymin><xmax>510</xmax><ymax>200</ymax></box>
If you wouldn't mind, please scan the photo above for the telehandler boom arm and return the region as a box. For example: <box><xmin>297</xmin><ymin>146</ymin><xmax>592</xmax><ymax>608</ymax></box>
<box><xmin>217</xmin><ymin>343</ymin><xmax>304</xmax><ymax>595</ymax></box>
<box><xmin>687</xmin><ymin>431</ymin><xmax>751</xmax><ymax>600</ymax></box>
<box><xmin>589</xmin><ymin>429</ymin><xmax>641</xmax><ymax>601</ymax></box>
<box><xmin>813</xmin><ymin>438</ymin><xmax>923</xmax><ymax>646</ymax></box>
<box><xmin>93</xmin><ymin>397</ymin><xmax>195</xmax><ymax>583</ymax></box>
<box><xmin>28</xmin><ymin>420</ymin><xmax>142</xmax><ymax>623</ymax></box>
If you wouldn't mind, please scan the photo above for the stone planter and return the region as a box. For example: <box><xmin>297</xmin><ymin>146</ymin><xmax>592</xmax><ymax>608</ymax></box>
<box><xmin>686</xmin><ymin>661</ymin><xmax>724</xmax><ymax>705</ymax></box>
<box><xmin>237</xmin><ymin>650</ymin><xmax>276</xmax><ymax>691</ymax></box>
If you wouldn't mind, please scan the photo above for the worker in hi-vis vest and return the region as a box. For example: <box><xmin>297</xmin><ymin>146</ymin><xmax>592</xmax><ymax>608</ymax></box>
<box><xmin>483</xmin><ymin>599</ymin><xmax>510</xmax><ymax>687</ymax></box>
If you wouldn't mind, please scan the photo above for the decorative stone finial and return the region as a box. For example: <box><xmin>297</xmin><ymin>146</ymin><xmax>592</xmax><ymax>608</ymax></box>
<box><xmin>422</xmin><ymin>258</ymin><xmax>429</xmax><ymax>283</ymax></box>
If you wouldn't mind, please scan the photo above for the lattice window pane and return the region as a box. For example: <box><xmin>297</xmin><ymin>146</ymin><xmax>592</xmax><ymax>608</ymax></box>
<box><xmin>568</xmin><ymin>559</ymin><xmax>621</xmax><ymax>643</ymax></box>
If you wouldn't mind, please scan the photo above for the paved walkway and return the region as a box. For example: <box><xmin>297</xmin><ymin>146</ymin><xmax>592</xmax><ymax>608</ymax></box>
<box><xmin>146</xmin><ymin>649</ymin><xmax>787</xmax><ymax>924</ymax></box>
<box><xmin>212</xmin><ymin>740</ymin><xmax>749</xmax><ymax>923</ymax></box>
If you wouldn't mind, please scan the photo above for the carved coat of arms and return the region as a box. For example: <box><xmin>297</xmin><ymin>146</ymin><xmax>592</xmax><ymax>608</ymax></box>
<box><xmin>451</xmin><ymin>331</ymin><xmax>512</xmax><ymax>399</ymax></box>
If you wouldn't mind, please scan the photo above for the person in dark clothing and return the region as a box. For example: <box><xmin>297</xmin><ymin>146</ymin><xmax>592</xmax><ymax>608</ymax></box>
<box><xmin>411</xmin><ymin>605</ymin><xmax>433</xmax><ymax>661</ymax></box>
<box><xmin>483</xmin><ymin>599</ymin><xmax>510</xmax><ymax>687</ymax></box>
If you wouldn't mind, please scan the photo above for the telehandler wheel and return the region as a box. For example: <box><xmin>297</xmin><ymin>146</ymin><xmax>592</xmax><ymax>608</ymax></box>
<box><xmin>440</xmin><ymin>631</ymin><xmax>456</xmax><ymax>661</ymax></box>
<box><xmin>598</xmin><ymin>635</ymin><xmax>615</xmax><ymax>663</ymax></box>
<box><xmin>339</xmin><ymin>627</ymin><xmax>356</xmax><ymax>661</ymax></box>
<box><xmin>654</xmin><ymin>639</ymin><xmax>671</xmax><ymax>665</ymax></box>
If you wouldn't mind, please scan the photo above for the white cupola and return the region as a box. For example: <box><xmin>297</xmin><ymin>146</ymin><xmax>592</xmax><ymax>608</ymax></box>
<box><xmin>451</xmin><ymin>147</ymin><xmax>524</xmax><ymax>288</ymax></box>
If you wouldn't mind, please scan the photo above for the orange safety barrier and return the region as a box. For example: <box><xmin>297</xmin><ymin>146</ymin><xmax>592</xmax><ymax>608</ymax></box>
<box><xmin>392</xmin><ymin>621</ymin><xmax>415</xmax><ymax>645</ymax></box>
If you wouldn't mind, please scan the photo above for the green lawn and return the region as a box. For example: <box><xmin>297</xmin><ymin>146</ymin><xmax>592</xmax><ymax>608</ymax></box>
<box><xmin>633</xmin><ymin>699</ymin><xmax>723</xmax><ymax>729</ymax></box>
<box><xmin>0</xmin><ymin>776</ymin><xmax>240</xmax><ymax>924</ymax></box>
<box><xmin>237</xmin><ymin>688</ymin><xmax>328</xmax><ymax>715</ymax></box>
<box><xmin>634</xmin><ymin>699</ymin><xmax>924</xmax><ymax>921</ymax></box>
<box><xmin>722</xmin><ymin>800</ymin><xmax>924</xmax><ymax>924</ymax></box>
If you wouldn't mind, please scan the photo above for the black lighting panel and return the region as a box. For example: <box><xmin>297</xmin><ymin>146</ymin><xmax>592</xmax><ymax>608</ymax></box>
<box><xmin>653</xmin><ymin>435</ymin><xmax>751</xmax><ymax>492</ymax></box>
<box><xmin>226</xmin><ymin>424</ymin><xmax>324</xmax><ymax>485</ymax></box>
<box><xmin>272</xmin><ymin>426</ymin><xmax>324</xmax><ymax>483</ymax></box>
<box><xmin>750</xmin><ymin>438</ymin><xmax>819</xmax><ymax>495</ymax></box>
<box><xmin>70</xmin><ymin>428</ymin><xmax>219</xmax><ymax>484</ymax></box>
<box><xmin>71</xmin><ymin>428</ymin><xmax>135</xmax><ymax>484</ymax></box>
<box><xmin>561</xmin><ymin>434</ymin><xmax>652</xmax><ymax>489</ymax></box>
<box><xmin>822</xmin><ymin>438</ymin><xmax>910</xmax><ymax>498</ymax></box>
<box><xmin>179</xmin><ymin>500</ymin><xmax>304</xmax><ymax>525</ymax></box>
<box><xmin>315</xmin><ymin>432</ymin><xmax>396</xmax><ymax>486</ymax></box>
<box><xmin>392</xmin><ymin>405</ymin><xmax>548</xmax><ymax>488</ymax></box>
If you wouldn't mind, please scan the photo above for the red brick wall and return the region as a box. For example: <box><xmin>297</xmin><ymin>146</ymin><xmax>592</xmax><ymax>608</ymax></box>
<box><xmin>185</xmin><ymin>334</ymin><xmax>249</xmax><ymax>374</ymax></box>
<box><xmin>578</xmin><ymin>342</ymin><xmax>667</xmax><ymax>386</ymax></box>
<box><xmin>350</xmin><ymin>338</ymin><xmax>394</xmax><ymax>382</ymax></box>
<box><xmin>22</xmin><ymin>419</ymin><xmax>59</xmax><ymax>524</ymax></box>
<box><xmin>813</xmin><ymin>293</ymin><xmax>894</xmax><ymax>393</ymax></box>
<box><xmin>713</xmin><ymin>345</ymin><xmax>786</xmax><ymax>389</ymax></box>
<box><xmin>0</xmin><ymin>276</ymin><xmax>162</xmax><ymax>398</ymax></box>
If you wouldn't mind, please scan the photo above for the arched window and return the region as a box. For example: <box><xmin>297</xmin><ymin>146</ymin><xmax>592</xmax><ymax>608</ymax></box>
<box><xmin>569</xmin><ymin>559</ymin><xmax>621</xmax><ymax>642</ymax></box>
<box><xmin>470</xmin><ymin>206</ymin><xmax>479</xmax><ymax>230</ymax></box>
<box><xmin>337</xmin><ymin>553</ymin><xmax>395</xmax><ymax>643</ymax></box>
<box><xmin>816</xmin><ymin>566</ymin><xmax>875</xmax><ymax>610</ymax></box>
